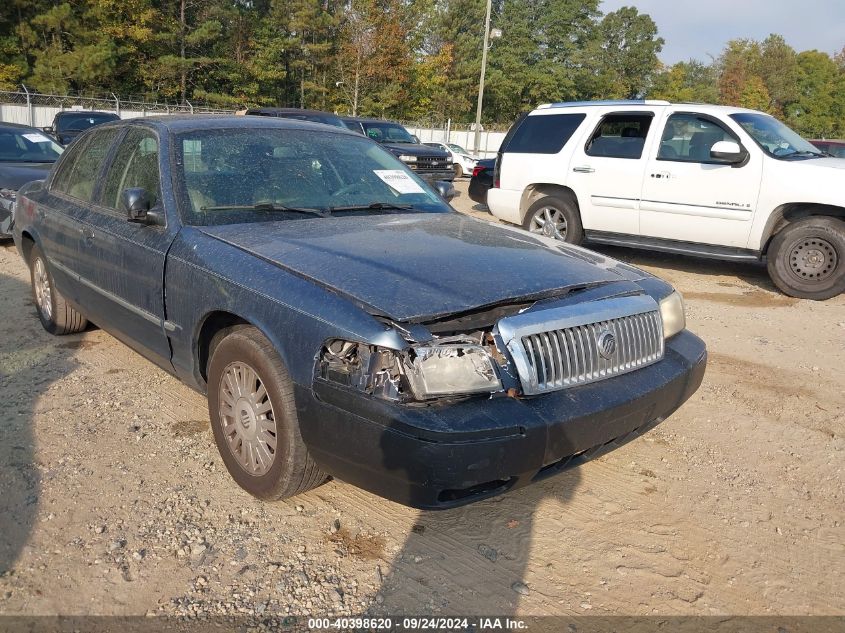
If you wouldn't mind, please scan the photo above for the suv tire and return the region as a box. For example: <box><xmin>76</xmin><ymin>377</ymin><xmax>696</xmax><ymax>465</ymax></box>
<box><xmin>522</xmin><ymin>195</ymin><xmax>584</xmax><ymax>244</ymax></box>
<box><xmin>767</xmin><ymin>216</ymin><xmax>845</xmax><ymax>300</ymax></box>
<box><xmin>208</xmin><ymin>326</ymin><xmax>328</xmax><ymax>500</ymax></box>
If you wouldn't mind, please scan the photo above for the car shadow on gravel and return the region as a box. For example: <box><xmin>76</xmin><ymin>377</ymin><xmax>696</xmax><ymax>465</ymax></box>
<box><xmin>589</xmin><ymin>244</ymin><xmax>776</xmax><ymax>294</ymax></box>
<box><xmin>0</xmin><ymin>265</ymin><xmax>79</xmax><ymax>577</ymax></box>
<box><xmin>368</xmin><ymin>470</ymin><xmax>583</xmax><ymax>615</ymax></box>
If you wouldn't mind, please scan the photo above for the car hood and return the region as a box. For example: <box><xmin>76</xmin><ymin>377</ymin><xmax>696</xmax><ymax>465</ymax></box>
<box><xmin>197</xmin><ymin>213</ymin><xmax>639</xmax><ymax>322</ymax></box>
<box><xmin>797</xmin><ymin>156</ymin><xmax>845</xmax><ymax>170</ymax></box>
<box><xmin>0</xmin><ymin>162</ymin><xmax>54</xmax><ymax>190</ymax></box>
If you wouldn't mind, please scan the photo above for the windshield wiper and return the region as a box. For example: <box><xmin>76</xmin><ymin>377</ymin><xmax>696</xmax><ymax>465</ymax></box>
<box><xmin>200</xmin><ymin>203</ymin><xmax>329</xmax><ymax>217</ymax></box>
<box><xmin>328</xmin><ymin>202</ymin><xmax>413</xmax><ymax>213</ymax></box>
<box><xmin>780</xmin><ymin>150</ymin><xmax>825</xmax><ymax>159</ymax></box>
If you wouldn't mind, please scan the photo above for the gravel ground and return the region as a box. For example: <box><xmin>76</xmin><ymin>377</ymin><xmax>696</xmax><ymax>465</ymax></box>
<box><xmin>0</xmin><ymin>179</ymin><xmax>843</xmax><ymax>620</ymax></box>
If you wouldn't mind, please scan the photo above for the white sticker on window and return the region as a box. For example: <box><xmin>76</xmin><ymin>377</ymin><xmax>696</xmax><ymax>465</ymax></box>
<box><xmin>22</xmin><ymin>133</ymin><xmax>51</xmax><ymax>143</ymax></box>
<box><xmin>373</xmin><ymin>169</ymin><xmax>425</xmax><ymax>194</ymax></box>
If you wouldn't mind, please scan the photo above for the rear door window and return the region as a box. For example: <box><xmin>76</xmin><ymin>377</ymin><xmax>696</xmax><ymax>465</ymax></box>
<box><xmin>585</xmin><ymin>113</ymin><xmax>653</xmax><ymax>159</ymax></box>
<box><xmin>503</xmin><ymin>113</ymin><xmax>586</xmax><ymax>154</ymax></box>
<box><xmin>53</xmin><ymin>129</ymin><xmax>119</xmax><ymax>202</ymax></box>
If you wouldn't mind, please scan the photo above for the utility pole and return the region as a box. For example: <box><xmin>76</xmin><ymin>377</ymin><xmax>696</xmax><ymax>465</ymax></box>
<box><xmin>473</xmin><ymin>0</ymin><xmax>493</xmax><ymax>154</ymax></box>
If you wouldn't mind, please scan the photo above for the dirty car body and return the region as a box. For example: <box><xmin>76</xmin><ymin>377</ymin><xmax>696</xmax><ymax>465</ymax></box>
<box><xmin>13</xmin><ymin>115</ymin><xmax>706</xmax><ymax>509</ymax></box>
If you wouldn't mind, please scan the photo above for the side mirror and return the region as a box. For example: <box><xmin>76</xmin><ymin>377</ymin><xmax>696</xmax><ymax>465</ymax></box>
<box><xmin>120</xmin><ymin>188</ymin><xmax>162</xmax><ymax>225</ymax></box>
<box><xmin>434</xmin><ymin>180</ymin><xmax>457</xmax><ymax>202</ymax></box>
<box><xmin>710</xmin><ymin>140</ymin><xmax>747</xmax><ymax>165</ymax></box>
<box><xmin>42</xmin><ymin>126</ymin><xmax>54</xmax><ymax>135</ymax></box>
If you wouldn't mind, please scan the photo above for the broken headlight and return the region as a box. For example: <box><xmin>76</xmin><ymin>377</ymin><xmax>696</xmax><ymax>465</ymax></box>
<box><xmin>402</xmin><ymin>345</ymin><xmax>501</xmax><ymax>399</ymax></box>
<box><xmin>317</xmin><ymin>340</ymin><xmax>503</xmax><ymax>402</ymax></box>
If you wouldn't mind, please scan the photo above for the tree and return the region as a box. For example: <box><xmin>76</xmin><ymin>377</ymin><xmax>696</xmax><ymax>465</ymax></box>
<box><xmin>649</xmin><ymin>60</ymin><xmax>719</xmax><ymax>104</ymax></box>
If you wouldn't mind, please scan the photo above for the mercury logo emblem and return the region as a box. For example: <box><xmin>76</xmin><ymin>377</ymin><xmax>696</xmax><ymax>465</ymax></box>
<box><xmin>597</xmin><ymin>330</ymin><xmax>616</xmax><ymax>360</ymax></box>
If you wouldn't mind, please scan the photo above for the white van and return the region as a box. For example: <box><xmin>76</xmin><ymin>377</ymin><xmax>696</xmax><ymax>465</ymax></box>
<box><xmin>486</xmin><ymin>100</ymin><xmax>845</xmax><ymax>299</ymax></box>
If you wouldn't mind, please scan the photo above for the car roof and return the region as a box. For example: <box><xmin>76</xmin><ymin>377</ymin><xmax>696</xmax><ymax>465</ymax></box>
<box><xmin>55</xmin><ymin>110</ymin><xmax>119</xmax><ymax>117</ymax></box>
<box><xmin>0</xmin><ymin>121</ymin><xmax>45</xmax><ymax>132</ymax></box>
<box><xmin>341</xmin><ymin>116</ymin><xmax>404</xmax><ymax>125</ymax></box>
<box><xmin>97</xmin><ymin>114</ymin><xmax>361</xmax><ymax>136</ymax></box>
<box><xmin>246</xmin><ymin>107</ymin><xmax>340</xmax><ymax>117</ymax></box>
<box><xmin>533</xmin><ymin>100</ymin><xmax>763</xmax><ymax>116</ymax></box>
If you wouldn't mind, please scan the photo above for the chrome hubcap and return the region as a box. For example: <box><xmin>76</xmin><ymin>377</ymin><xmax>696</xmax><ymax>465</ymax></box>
<box><xmin>219</xmin><ymin>361</ymin><xmax>277</xmax><ymax>476</ymax></box>
<box><xmin>529</xmin><ymin>207</ymin><xmax>568</xmax><ymax>241</ymax></box>
<box><xmin>33</xmin><ymin>257</ymin><xmax>52</xmax><ymax>320</ymax></box>
<box><xmin>789</xmin><ymin>238</ymin><xmax>837</xmax><ymax>282</ymax></box>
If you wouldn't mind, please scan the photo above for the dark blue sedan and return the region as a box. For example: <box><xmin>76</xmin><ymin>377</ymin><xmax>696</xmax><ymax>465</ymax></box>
<box><xmin>13</xmin><ymin>115</ymin><xmax>706</xmax><ymax>509</ymax></box>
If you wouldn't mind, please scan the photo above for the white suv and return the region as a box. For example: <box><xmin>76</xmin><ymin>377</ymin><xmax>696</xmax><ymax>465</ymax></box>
<box><xmin>487</xmin><ymin>100</ymin><xmax>845</xmax><ymax>300</ymax></box>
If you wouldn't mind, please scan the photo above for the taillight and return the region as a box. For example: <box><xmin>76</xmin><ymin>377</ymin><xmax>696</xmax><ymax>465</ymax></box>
<box><xmin>471</xmin><ymin>165</ymin><xmax>484</xmax><ymax>178</ymax></box>
<box><xmin>493</xmin><ymin>153</ymin><xmax>501</xmax><ymax>188</ymax></box>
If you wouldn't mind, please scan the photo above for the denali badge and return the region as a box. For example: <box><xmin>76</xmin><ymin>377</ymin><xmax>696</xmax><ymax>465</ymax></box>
<box><xmin>597</xmin><ymin>330</ymin><xmax>617</xmax><ymax>359</ymax></box>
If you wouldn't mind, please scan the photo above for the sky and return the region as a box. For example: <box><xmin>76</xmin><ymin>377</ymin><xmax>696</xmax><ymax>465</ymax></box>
<box><xmin>600</xmin><ymin>0</ymin><xmax>845</xmax><ymax>65</ymax></box>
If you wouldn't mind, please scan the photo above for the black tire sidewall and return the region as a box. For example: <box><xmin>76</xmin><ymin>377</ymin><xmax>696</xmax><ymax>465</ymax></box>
<box><xmin>454</xmin><ymin>164</ymin><xmax>463</xmax><ymax>178</ymax></box>
<box><xmin>207</xmin><ymin>328</ymin><xmax>301</xmax><ymax>500</ymax></box>
<box><xmin>768</xmin><ymin>218</ymin><xmax>845</xmax><ymax>300</ymax></box>
<box><xmin>522</xmin><ymin>195</ymin><xmax>584</xmax><ymax>244</ymax></box>
<box><xmin>29</xmin><ymin>245</ymin><xmax>60</xmax><ymax>335</ymax></box>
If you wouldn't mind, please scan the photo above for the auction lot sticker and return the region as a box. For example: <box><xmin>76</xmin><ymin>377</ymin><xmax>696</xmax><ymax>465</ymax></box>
<box><xmin>374</xmin><ymin>170</ymin><xmax>426</xmax><ymax>194</ymax></box>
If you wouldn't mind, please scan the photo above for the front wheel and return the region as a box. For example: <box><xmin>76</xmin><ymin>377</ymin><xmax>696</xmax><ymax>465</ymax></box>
<box><xmin>207</xmin><ymin>326</ymin><xmax>328</xmax><ymax>500</ymax></box>
<box><xmin>29</xmin><ymin>245</ymin><xmax>88</xmax><ymax>335</ymax></box>
<box><xmin>767</xmin><ymin>217</ymin><xmax>845</xmax><ymax>300</ymax></box>
<box><xmin>522</xmin><ymin>195</ymin><xmax>584</xmax><ymax>244</ymax></box>
<box><xmin>453</xmin><ymin>163</ymin><xmax>464</xmax><ymax>179</ymax></box>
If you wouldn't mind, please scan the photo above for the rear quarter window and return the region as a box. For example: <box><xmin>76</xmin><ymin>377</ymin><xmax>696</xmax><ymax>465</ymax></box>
<box><xmin>502</xmin><ymin>113</ymin><xmax>586</xmax><ymax>154</ymax></box>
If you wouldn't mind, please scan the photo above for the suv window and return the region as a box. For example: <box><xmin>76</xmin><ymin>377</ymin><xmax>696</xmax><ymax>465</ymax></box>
<box><xmin>658</xmin><ymin>113</ymin><xmax>738</xmax><ymax>162</ymax></box>
<box><xmin>585</xmin><ymin>113</ymin><xmax>653</xmax><ymax>159</ymax></box>
<box><xmin>101</xmin><ymin>129</ymin><xmax>161</xmax><ymax>211</ymax></box>
<box><xmin>504</xmin><ymin>113</ymin><xmax>586</xmax><ymax>154</ymax></box>
<box><xmin>52</xmin><ymin>129</ymin><xmax>119</xmax><ymax>201</ymax></box>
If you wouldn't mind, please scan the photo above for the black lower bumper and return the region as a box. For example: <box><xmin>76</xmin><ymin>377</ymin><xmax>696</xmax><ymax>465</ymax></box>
<box><xmin>416</xmin><ymin>169</ymin><xmax>455</xmax><ymax>184</ymax></box>
<box><xmin>297</xmin><ymin>330</ymin><xmax>706</xmax><ymax>509</ymax></box>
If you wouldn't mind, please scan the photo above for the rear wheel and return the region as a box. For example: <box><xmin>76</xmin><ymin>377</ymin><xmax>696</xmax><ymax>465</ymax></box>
<box><xmin>522</xmin><ymin>195</ymin><xmax>584</xmax><ymax>244</ymax></box>
<box><xmin>208</xmin><ymin>326</ymin><xmax>327</xmax><ymax>500</ymax></box>
<box><xmin>767</xmin><ymin>217</ymin><xmax>845</xmax><ymax>300</ymax></box>
<box><xmin>29</xmin><ymin>244</ymin><xmax>88</xmax><ymax>335</ymax></box>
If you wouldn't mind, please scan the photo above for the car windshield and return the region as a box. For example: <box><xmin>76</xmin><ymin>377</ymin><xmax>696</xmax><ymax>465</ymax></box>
<box><xmin>730</xmin><ymin>113</ymin><xmax>823</xmax><ymax>159</ymax></box>
<box><xmin>448</xmin><ymin>144</ymin><xmax>469</xmax><ymax>154</ymax></box>
<box><xmin>0</xmin><ymin>128</ymin><xmax>64</xmax><ymax>162</ymax></box>
<box><xmin>57</xmin><ymin>112</ymin><xmax>119</xmax><ymax>132</ymax></box>
<box><xmin>175</xmin><ymin>128</ymin><xmax>449</xmax><ymax>226</ymax></box>
<box><xmin>360</xmin><ymin>122</ymin><xmax>415</xmax><ymax>144</ymax></box>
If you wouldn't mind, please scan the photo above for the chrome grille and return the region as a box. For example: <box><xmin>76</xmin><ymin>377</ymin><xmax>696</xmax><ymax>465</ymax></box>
<box><xmin>496</xmin><ymin>295</ymin><xmax>664</xmax><ymax>395</ymax></box>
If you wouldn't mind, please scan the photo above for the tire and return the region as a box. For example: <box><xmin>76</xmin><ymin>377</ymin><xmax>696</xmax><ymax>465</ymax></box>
<box><xmin>766</xmin><ymin>216</ymin><xmax>845</xmax><ymax>300</ymax></box>
<box><xmin>29</xmin><ymin>244</ymin><xmax>88</xmax><ymax>335</ymax></box>
<box><xmin>454</xmin><ymin>163</ymin><xmax>464</xmax><ymax>179</ymax></box>
<box><xmin>207</xmin><ymin>326</ymin><xmax>327</xmax><ymax>500</ymax></box>
<box><xmin>522</xmin><ymin>195</ymin><xmax>584</xmax><ymax>244</ymax></box>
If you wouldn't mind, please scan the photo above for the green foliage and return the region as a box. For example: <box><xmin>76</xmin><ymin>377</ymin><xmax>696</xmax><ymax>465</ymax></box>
<box><xmin>0</xmin><ymin>0</ymin><xmax>843</xmax><ymax>138</ymax></box>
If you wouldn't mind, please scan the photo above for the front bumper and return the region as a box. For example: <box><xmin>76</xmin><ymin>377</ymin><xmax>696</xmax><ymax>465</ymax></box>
<box><xmin>414</xmin><ymin>169</ymin><xmax>455</xmax><ymax>184</ymax></box>
<box><xmin>298</xmin><ymin>329</ymin><xmax>706</xmax><ymax>509</ymax></box>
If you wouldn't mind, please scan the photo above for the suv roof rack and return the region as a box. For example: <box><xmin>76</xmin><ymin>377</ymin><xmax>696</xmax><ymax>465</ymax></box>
<box><xmin>536</xmin><ymin>100</ymin><xmax>671</xmax><ymax>109</ymax></box>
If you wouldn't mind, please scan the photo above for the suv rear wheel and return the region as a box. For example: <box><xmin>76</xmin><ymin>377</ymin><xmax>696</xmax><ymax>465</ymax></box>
<box><xmin>767</xmin><ymin>216</ymin><xmax>845</xmax><ymax>300</ymax></box>
<box><xmin>522</xmin><ymin>195</ymin><xmax>583</xmax><ymax>244</ymax></box>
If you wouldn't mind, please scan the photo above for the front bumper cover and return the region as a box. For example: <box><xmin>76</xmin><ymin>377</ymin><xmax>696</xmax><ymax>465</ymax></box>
<box><xmin>298</xmin><ymin>329</ymin><xmax>706</xmax><ymax>509</ymax></box>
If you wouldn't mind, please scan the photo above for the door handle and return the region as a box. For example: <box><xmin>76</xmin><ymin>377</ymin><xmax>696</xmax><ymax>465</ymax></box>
<box><xmin>81</xmin><ymin>227</ymin><xmax>95</xmax><ymax>241</ymax></box>
<box><xmin>650</xmin><ymin>171</ymin><xmax>671</xmax><ymax>179</ymax></box>
<box><xmin>573</xmin><ymin>166</ymin><xmax>595</xmax><ymax>173</ymax></box>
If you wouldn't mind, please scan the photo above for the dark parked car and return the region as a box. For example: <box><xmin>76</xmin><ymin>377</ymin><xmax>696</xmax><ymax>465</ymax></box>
<box><xmin>243</xmin><ymin>107</ymin><xmax>348</xmax><ymax>129</ymax></box>
<box><xmin>14</xmin><ymin>115</ymin><xmax>705</xmax><ymax>509</ymax></box>
<box><xmin>44</xmin><ymin>110</ymin><xmax>121</xmax><ymax>145</ymax></box>
<box><xmin>468</xmin><ymin>157</ymin><xmax>495</xmax><ymax>205</ymax></box>
<box><xmin>0</xmin><ymin>122</ymin><xmax>64</xmax><ymax>238</ymax></box>
<box><xmin>341</xmin><ymin>116</ymin><xmax>455</xmax><ymax>185</ymax></box>
<box><xmin>810</xmin><ymin>139</ymin><xmax>845</xmax><ymax>158</ymax></box>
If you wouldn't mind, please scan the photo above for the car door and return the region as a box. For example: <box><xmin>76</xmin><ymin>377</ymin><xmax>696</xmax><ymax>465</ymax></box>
<box><xmin>639</xmin><ymin>111</ymin><xmax>763</xmax><ymax>247</ymax></box>
<box><xmin>567</xmin><ymin>109</ymin><xmax>660</xmax><ymax>235</ymax></box>
<box><xmin>38</xmin><ymin>128</ymin><xmax>121</xmax><ymax>305</ymax></box>
<box><xmin>76</xmin><ymin>126</ymin><xmax>177</xmax><ymax>368</ymax></box>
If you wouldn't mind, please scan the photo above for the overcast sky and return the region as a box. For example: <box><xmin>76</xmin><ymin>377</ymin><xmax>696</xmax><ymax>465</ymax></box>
<box><xmin>600</xmin><ymin>0</ymin><xmax>845</xmax><ymax>65</ymax></box>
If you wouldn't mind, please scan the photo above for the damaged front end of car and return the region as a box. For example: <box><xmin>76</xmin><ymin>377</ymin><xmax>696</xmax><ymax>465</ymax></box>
<box><xmin>316</xmin><ymin>328</ymin><xmax>513</xmax><ymax>403</ymax></box>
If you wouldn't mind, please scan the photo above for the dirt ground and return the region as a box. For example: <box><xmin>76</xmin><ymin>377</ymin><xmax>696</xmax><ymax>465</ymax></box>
<box><xmin>0</xmin><ymin>179</ymin><xmax>843</xmax><ymax>619</ymax></box>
